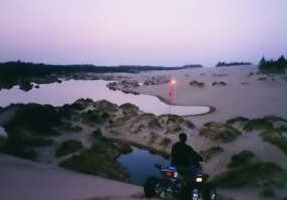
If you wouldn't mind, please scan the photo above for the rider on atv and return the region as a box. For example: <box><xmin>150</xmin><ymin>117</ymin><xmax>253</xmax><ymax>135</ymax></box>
<box><xmin>171</xmin><ymin>133</ymin><xmax>203</xmax><ymax>178</ymax></box>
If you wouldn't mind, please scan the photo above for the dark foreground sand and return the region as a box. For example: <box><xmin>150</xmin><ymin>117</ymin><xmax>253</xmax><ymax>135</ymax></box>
<box><xmin>1</xmin><ymin>154</ymin><xmax>143</xmax><ymax>200</ymax></box>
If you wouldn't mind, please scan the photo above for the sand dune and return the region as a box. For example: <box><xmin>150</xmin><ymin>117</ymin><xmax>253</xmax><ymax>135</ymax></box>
<box><xmin>1</xmin><ymin>154</ymin><xmax>142</xmax><ymax>200</ymax></box>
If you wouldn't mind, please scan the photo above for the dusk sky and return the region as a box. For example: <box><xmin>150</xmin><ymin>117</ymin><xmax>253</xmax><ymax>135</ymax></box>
<box><xmin>0</xmin><ymin>0</ymin><xmax>286</xmax><ymax>67</ymax></box>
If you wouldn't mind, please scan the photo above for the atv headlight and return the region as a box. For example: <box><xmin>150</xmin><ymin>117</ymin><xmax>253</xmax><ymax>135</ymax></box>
<box><xmin>196</xmin><ymin>177</ymin><xmax>203</xmax><ymax>183</ymax></box>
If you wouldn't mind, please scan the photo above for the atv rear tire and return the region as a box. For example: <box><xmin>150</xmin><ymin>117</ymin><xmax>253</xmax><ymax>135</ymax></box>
<box><xmin>144</xmin><ymin>177</ymin><xmax>162</xmax><ymax>198</ymax></box>
<box><xmin>203</xmin><ymin>182</ymin><xmax>217</xmax><ymax>200</ymax></box>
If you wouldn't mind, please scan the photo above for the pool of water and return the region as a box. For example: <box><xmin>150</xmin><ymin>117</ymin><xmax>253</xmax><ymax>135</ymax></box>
<box><xmin>117</xmin><ymin>146</ymin><xmax>169</xmax><ymax>186</ymax></box>
<box><xmin>0</xmin><ymin>80</ymin><xmax>210</xmax><ymax>116</ymax></box>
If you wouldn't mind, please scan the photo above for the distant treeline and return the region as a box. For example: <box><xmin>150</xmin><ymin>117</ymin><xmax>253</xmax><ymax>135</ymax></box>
<box><xmin>258</xmin><ymin>56</ymin><xmax>287</xmax><ymax>74</ymax></box>
<box><xmin>0</xmin><ymin>61</ymin><xmax>202</xmax><ymax>89</ymax></box>
<box><xmin>0</xmin><ymin>61</ymin><xmax>202</xmax><ymax>77</ymax></box>
<box><xmin>216</xmin><ymin>61</ymin><xmax>252</xmax><ymax>67</ymax></box>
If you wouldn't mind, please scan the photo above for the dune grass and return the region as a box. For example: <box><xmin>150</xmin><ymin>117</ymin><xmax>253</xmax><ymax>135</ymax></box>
<box><xmin>81</xmin><ymin>110</ymin><xmax>110</xmax><ymax>125</ymax></box>
<box><xmin>258</xmin><ymin>188</ymin><xmax>276</xmax><ymax>199</ymax></box>
<box><xmin>243</xmin><ymin>118</ymin><xmax>274</xmax><ymax>132</ymax></box>
<box><xmin>59</xmin><ymin>149</ymin><xmax>129</xmax><ymax>181</ymax></box>
<box><xmin>92</xmin><ymin>128</ymin><xmax>102</xmax><ymax>138</ymax></box>
<box><xmin>213</xmin><ymin>162</ymin><xmax>286</xmax><ymax>188</ymax></box>
<box><xmin>189</xmin><ymin>80</ymin><xmax>205</xmax><ymax>87</ymax></box>
<box><xmin>241</xmin><ymin>116</ymin><xmax>287</xmax><ymax>154</ymax></box>
<box><xmin>55</xmin><ymin>140</ymin><xmax>83</xmax><ymax>158</ymax></box>
<box><xmin>200</xmin><ymin>146</ymin><xmax>224</xmax><ymax>161</ymax></box>
<box><xmin>184</xmin><ymin>120</ymin><xmax>195</xmax><ymax>129</ymax></box>
<box><xmin>226</xmin><ymin>116</ymin><xmax>249</xmax><ymax>125</ymax></box>
<box><xmin>59</xmin><ymin>138</ymin><xmax>130</xmax><ymax>181</ymax></box>
<box><xmin>260</xmin><ymin>130</ymin><xmax>287</xmax><ymax>154</ymax></box>
<box><xmin>160</xmin><ymin>138</ymin><xmax>171</xmax><ymax>147</ymax></box>
<box><xmin>263</xmin><ymin>115</ymin><xmax>287</xmax><ymax>123</ymax></box>
<box><xmin>199</xmin><ymin>122</ymin><xmax>241</xmax><ymax>143</ymax></box>
<box><xmin>227</xmin><ymin>150</ymin><xmax>255</xmax><ymax>168</ymax></box>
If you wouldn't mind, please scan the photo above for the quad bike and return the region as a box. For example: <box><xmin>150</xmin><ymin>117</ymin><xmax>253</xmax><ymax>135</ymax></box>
<box><xmin>144</xmin><ymin>164</ymin><xmax>216</xmax><ymax>200</ymax></box>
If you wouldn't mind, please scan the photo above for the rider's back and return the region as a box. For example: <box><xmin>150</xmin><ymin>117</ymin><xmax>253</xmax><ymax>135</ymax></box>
<box><xmin>171</xmin><ymin>141</ymin><xmax>202</xmax><ymax>168</ymax></box>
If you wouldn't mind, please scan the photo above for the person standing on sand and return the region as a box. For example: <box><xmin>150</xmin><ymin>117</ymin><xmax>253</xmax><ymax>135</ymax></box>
<box><xmin>170</xmin><ymin>133</ymin><xmax>203</xmax><ymax>177</ymax></box>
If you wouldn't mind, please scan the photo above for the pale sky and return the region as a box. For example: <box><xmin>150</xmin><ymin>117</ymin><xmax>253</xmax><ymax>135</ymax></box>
<box><xmin>0</xmin><ymin>0</ymin><xmax>286</xmax><ymax>67</ymax></box>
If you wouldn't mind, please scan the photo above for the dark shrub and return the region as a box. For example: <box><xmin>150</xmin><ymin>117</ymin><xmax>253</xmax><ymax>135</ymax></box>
<box><xmin>160</xmin><ymin>138</ymin><xmax>171</xmax><ymax>147</ymax></box>
<box><xmin>92</xmin><ymin>128</ymin><xmax>102</xmax><ymax>138</ymax></box>
<box><xmin>263</xmin><ymin>115</ymin><xmax>287</xmax><ymax>123</ymax></box>
<box><xmin>243</xmin><ymin>118</ymin><xmax>274</xmax><ymax>132</ymax></box>
<box><xmin>199</xmin><ymin>122</ymin><xmax>241</xmax><ymax>143</ymax></box>
<box><xmin>81</xmin><ymin>110</ymin><xmax>108</xmax><ymax>125</ymax></box>
<box><xmin>213</xmin><ymin>162</ymin><xmax>286</xmax><ymax>188</ymax></box>
<box><xmin>55</xmin><ymin>140</ymin><xmax>83</xmax><ymax>158</ymax></box>
<box><xmin>200</xmin><ymin>146</ymin><xmax>224</xmax><ymax>161</ymax></box>
<box><xmin>227</xmin><ymin>150</ymin><xmax>255</xmax><ymax>168</ymax></box>
<box><xmin>226</xmin><ymin>116</ymin><xmax>249</xmax><ymax>124</ymax></box>
<box><xmin>59</xmin><ymin>149</ymin><xmax>129</xmax><ymax>181</ymax></box>
<box><xmin>6</xmin><ymin>104</ymin><xmax>61</xmax><ymax>136</ymax></box>
<box><xmin>2</xmin><ymin>134</ymin><xmax>37</xmax><ymax>160</ymax></box>
<box><xmin>260</xmin><ymin>130</ymin><xmax>287</xmax><ymax>154</ymax></box>
<box><xmin>185</xmin><ymin>120</ymin><xmax>195</xmax><ymax>129</ymax></box>
<box><xmin>258</xmin><ymin>189</ymin><xmax>276</xmax><ymax>198</ymax></box>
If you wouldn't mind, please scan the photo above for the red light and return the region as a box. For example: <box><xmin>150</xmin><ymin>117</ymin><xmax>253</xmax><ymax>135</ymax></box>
<box><xmin>164</xmin><ymin>171</ymin><xmax>174</xmax><ymax>177</ymax></box>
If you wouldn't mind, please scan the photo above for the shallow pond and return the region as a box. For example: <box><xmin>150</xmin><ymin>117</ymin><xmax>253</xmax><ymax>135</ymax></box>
<box><xmin>0</xmin><ymin>80</ymin><xmax>210</xmax><ymax>116</ymax></box>
<box><xmin>117</xmin><ymin>146</ymin><xmax>169</xmax><ymax>185</ymax></box>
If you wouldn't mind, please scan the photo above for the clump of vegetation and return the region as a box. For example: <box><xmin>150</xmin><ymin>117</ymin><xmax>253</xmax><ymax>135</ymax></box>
<box><xmin>92</xmin><ymin>128</ymin><xmax>102</xmax><ymax>138</ymax></box>
<box><xmin>1</xmin><ymin>104</ymin><xmax>63</xmax><ymax>160</ymax></box>
<box><xmin>213</xmin><ymin>162</ymin><xmax>286</xmax><ymax>188</ymax></box>
<box><xmin>73</xmin><ymin>98</ymin><xmax>94</xmax><ymax>109</ymax></box>
<box><xmin>59</xmin><ymin>149</ymin><xmax>129</xmax><ymax>181</ymax></box>
<box><xmin>81</xmin><ymin>110</ymin><xmax>109</xmax><ymax>125</ymax></box>
<box><xmin>55</xmin><ymin>140</ymin><xmax>83</xmax><ymax>158</ymax></box>
<box><xmin>160</xmin><ymin>138</ymin><xmax>171</xmax><ymax>147</ymax></box>
<box><xmin>130</xmin><ymin>124</ymin><xmax>144</xmax><ymax>134</ymax></box>
<box><xmin>226</xmin><ymin>116</ymin><xmax>249</xmax><ymax>125</ymax></box>
<box><xmin>260</xmin><ymin>130</ymin><xmax>287</xmax><ymax>154</ymax></box>
<box><xmin>137</xmin><ymin>113</ymin><xmax>162</xmax><ymax>129</ymax></box>
<box><xmin>58</xmin><ymin>105</ymin><xmax>76</xmax><ymax>120</ymax></box>
<box><xmin>227</xmin><ymin>150</ymin><xmax>255</xmax><ymax>168</ymax></box>
<box><xmin>148</xmin><ymin>118</ymin><xmax>162</xmax><ymax>129</ymax></box>
<box><xmin>259</xmin><ymin>55</ymin><xmax>287</xmax><ymax>74</ymax></box>
<box><xmin>258</xmin><ymin>77</ymin><xmax>267</xmax><ymax>81</ymax></box>
<box><xmin>199</xmin><ymin>122</ymin><xmax>241</xmax><ymax>143</ymax></box>
<box><xmin>148</xmin><ymin>132</ymin><xmax>159</xmax><ymax>145</ymax></box>
<box><xmin>189</xmin><ymin>80</ymin><xmax>205</xmax><ymax>87</ymax></box>
<box><xmin>243</xmin><ymin>118</ymin><xmax>274</xmax><ymax>132</ymax></box>
<box><xmin>93</xmin><ymin>100</ymin><xmax>118</xmax><ymax>113</ymax></box>
<box><xmin>2</xmin><ymin>138</ymin><xmax>37</xmax><ymax>160</ymax></box>
<box><xmin>263</xmin><ymin>115</ymin><xmax>287</xmax><ymax>123</ymax></box>
<box><xmin>57</xmin><ymin>121</ymin><xmax>83</xmax><ymax>133</ymax></box>
<box><xmin>184</xmin><ymin>120</ymin><xmax>195</xmax><ymax>129</ymax></box>
<box><xmin>109</xmin><ymin>115</ymin><xmax>131</xmax><ymax>128</ymax></box>
<box><xmin>241</xmin><ymin>116</ymin><xmax>287</xmax><ymax>154</ymax></box>
<box><xmin>5</xmin><ymin>104</ymin><xmax>62</xmax><ymax>136</ymax></box>
<box><xmin>59</xmin><ymin>137</ymin><xmax>131</xmax><ymax>181</ymax></box>
<box><xmin>212</xmin><ymin>81</ymin><xmax>227</xmax><ymax>86</ymax></box>
<box><xmin>166</xmin><ymin>125</ymin><xmax>182</xmax><ymax>134</ymax></box>
<box><xmin>279</xmin><ymin>125</ymin><xmax>287</xmax><ymax>132</ymax></box>
<box><xmin>258</xmin><ymin>188</ymin><xmax>276</xmax><ymax>199</ymax></box>
<box><xmin>166</xmin><ymin>114</ymin><xmax>185</xmax><ymax>124</ymax></box>
<box><xmin>216</xmin><ymin>61</ymin><xmax>252</xmax><ymax>67</ymax></box>
<box><xmin>200</xmin><ymin>146</ymin><xmax>224</xmax><ymax>161</ymax></box>
<box><xmin>119</xmin><ymin>103</ymin><xmax>139</xmax><ymax>116</ymax></box>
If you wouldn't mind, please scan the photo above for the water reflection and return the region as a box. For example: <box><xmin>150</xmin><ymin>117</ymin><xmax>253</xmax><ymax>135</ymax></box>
<box><xmin>0</xmin><ymin>80</ymin><xmax>210</xmax><ymax>116</ymax></box>
<box><xmin>117</xmin><ymin>146</ymin><xmax>169</xmax><ymax>186</ymax></box>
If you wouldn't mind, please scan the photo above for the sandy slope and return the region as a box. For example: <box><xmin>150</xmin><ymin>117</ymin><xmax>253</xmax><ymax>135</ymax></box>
<box><xmin>1</xmin><ymin>66</ymin><xmax>286</xmax><ymax>200</ymax></box>
<box><xmin>0</xmin><ymin>154</ymin><xmax>143</xmax><ymax>200</ymax></box>
<box><xmin>125</xmin><ymin>66</ymin><xmax>287</xmax><ymax>127</ymax></box>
